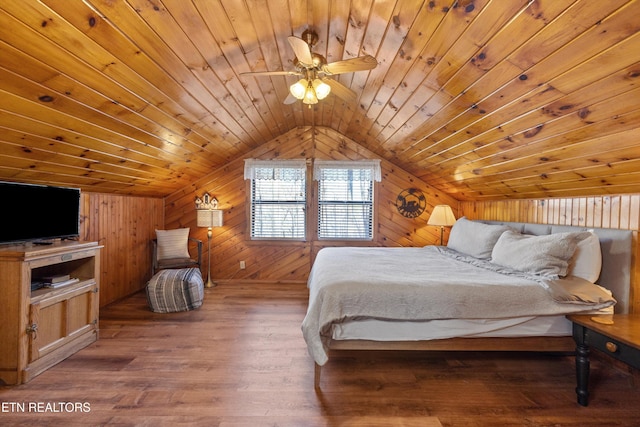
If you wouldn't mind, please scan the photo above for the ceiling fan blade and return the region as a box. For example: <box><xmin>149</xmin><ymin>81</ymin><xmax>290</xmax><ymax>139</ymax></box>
<box><xmin>323</xmin><ymin>79</ymin><xmax>357</xmax><ymax>103</ymax></box>
<box><xmin>283</xmin><ymin>93</ymin><xmax>298</xmax><ymax>104</ymax></box>
<box><xmin>322</xmin><ymin>55</ymin><xmax>377</xmax><ymax>75</ymax></box>
<box><xmin>241</xmin><ymin>70</ymin><xmax>302</xmax><ymax>77</ymax></box>
<box><xmin>288</xmin><ymin>36</ymin><xmax>314</xmax><ymax>66</ymax></box>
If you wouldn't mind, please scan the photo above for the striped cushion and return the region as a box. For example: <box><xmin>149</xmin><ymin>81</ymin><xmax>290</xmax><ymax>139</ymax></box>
<box><xmin>156</xmin><ymin>228</ymin><xmax>190</xmax><ymax>260</ymax></box>
<box><xmin>146</xmin><ymin>268</ymin><xmax>204</xmax><ymax>313</ymax></box>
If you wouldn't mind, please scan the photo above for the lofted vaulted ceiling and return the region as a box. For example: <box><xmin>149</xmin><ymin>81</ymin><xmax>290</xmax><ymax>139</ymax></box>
<box><xmin>0</xmin><ymin>0</ymin><xmax>638</xmax><ymax>200</ymax></box>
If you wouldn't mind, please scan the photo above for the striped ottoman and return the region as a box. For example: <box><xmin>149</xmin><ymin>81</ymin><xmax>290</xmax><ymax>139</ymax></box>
<box><xmin>146</xmin><ymin>268</ymin><xmax>204</xmax><ymax>313</ymax></box>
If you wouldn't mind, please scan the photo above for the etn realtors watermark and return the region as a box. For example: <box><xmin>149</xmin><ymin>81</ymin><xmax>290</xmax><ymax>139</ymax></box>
<box><xmin>2</xmin><ymin>401</ymin><xmax>91</xmax><ymax>413</ymax></box>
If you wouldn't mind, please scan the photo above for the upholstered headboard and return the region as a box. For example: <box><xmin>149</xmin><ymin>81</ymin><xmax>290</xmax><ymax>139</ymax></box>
<box><xmin>481</xmin><ymin>221</ymin><xmax>633</xmax><ymax>314</ymax></box>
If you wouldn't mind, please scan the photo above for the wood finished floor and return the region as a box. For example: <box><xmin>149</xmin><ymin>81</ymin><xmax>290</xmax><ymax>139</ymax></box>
<box><xmin>1</xmin><ymin>281</ymin><xmax>639</xmax><ymax>426</ymax></box>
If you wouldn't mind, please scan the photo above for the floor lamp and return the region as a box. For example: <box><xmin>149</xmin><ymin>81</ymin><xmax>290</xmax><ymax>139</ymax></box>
<box><xmin>427</xmin><ymin>205</ymin><xmax>456</xmax><ymax>245</ymax></box>
<box><xmin>196</xmin><ymin>208</ymin><xmax>223</xmax><ymax>288</ymax></box>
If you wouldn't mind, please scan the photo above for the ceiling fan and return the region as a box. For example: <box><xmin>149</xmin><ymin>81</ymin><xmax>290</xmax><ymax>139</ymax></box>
<box><xmin>241</xmin><ymin>29</ymin><xmax>377</xmax><ymax>105</ymax></box>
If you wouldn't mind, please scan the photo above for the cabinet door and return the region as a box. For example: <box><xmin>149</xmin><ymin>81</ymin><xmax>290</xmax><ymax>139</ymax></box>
<box><xmin>28</xmin><ymin>282</ymin><xmax>98</xmax><ymax>363</ymax></box>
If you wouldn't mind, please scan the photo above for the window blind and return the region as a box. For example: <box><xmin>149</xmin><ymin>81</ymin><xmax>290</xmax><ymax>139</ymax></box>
<box><xmin>315</xmin><ymin>160</ymin><xmax>379</xmax><ymax>240</ymax></box>
<box><xmin>244</xmin><ymin>159</ymin><xmax>307</xmax><ymax>240</ymax></box>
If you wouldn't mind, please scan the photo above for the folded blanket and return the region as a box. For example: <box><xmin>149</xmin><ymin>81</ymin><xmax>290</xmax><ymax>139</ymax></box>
<box><xmin>301</xmin><ymin>246</ymin><xmax>615</xmax><ymax>365</ymax></box>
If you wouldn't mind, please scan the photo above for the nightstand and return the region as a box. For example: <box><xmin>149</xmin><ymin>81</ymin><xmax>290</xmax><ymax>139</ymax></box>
<box><xmin>567</xmin><ymin>314</ymin><xmax>640</xmax><ymax>406</ymax></box>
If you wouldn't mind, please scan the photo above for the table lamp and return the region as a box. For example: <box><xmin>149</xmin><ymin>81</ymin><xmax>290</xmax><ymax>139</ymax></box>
<box><xmin>427</xmin><ymin>205</ymin><xmax>456</xmax><ymax>245</ymax></box>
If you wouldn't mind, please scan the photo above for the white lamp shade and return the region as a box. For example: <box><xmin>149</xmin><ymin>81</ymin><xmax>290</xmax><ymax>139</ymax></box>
<box><xmin>289</xmin><ymin>79</ymin><xmax>308</xmax><ymax>99</ymax></box>
<box><xmin>197</xmin><ymin>209</ymin><xmax>223</xmax><ymax>228</ymax></box>
<box><xmin>312</xmin><ymin>79</ymin><xmax>331</xmax><ymax>99</ymax></box>
<box><xmin>427</xmin><ymin>205</ymin><xmax>456</xmax><ymax>226</ymax></box>
<box><xmin>303</xmin><ymin>85</ymin><xmax>318</xmax><ymax>104</ymax></box>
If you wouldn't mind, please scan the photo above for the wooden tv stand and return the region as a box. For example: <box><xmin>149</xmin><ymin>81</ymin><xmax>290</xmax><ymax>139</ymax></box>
<box><xmin>0</xmin><ymin>241</ymin><xmax>102</xmax><ymax>385</ymax></box>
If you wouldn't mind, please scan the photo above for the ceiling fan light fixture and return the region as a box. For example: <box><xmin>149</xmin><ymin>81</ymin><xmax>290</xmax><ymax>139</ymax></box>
<box><xmin>313</xmin><ymin>79</ymin><xmax>331</xmax><ymax>100</ymax></box>
<box><xmin>303</xmin><ymin>84</ymin><xmax>318</xmax><ymax>104</ymax></box>
<box><xmin>290</xmin><ymin>78</ymin><xmax>330</xmax><ymax>104</ymax></box>
<box><xmin>242</xmin><ymin>31</ymin><xmax>376</xmax><ymax>105</ymax></box>
<box><xmin>289</xmin><ymin>79</ymin><xmax>308</xmax><ymax>99</ymax></box>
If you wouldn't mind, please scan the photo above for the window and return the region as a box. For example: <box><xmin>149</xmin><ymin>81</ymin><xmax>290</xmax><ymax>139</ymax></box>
<box><xmin>244</xmin><ymin>159</ymin><xmax>307</xmax><ymax>240</ymax></box>
<box><xmin>314</xmin><ymin>160</ymin><xmax>381</xmax><ymax>240</ymax></box>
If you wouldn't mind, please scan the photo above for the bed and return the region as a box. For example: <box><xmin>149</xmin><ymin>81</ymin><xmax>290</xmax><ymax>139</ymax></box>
<box><xmin>302</xmin><ymin>219</ymin><xmax>634</xmax><ymax>387</ymax></box>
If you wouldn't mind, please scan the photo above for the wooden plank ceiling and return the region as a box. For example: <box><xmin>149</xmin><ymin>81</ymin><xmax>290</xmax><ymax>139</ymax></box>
<box><xmin>0</xmin><ymin>0</ymin><xmax>638</xmax><ymax>200</ymax></box>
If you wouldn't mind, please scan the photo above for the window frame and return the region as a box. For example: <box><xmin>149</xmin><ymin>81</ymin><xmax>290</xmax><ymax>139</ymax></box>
<box><xmin>314</xmin><ymin>160</ymin><xmax>381</xmax><ymax>242</ymax></box>
<box><xmin>244</xmin><ymin>159</ymin><xmax>309</xmax><ymax>241</ymax></box>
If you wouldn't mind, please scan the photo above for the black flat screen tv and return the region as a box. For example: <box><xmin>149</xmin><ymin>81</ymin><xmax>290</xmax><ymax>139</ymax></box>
<box><xmin>0</xmin><ymin>181</ymin><xmax>81</xmax><ymax>244</ymax></box>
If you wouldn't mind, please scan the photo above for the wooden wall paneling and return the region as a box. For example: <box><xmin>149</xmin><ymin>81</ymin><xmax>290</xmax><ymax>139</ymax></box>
<box><xmin>165</xmin><ymin>127</ymin><xmax>315</xmax><ymax>282</ymax></box>
<box><xmin>349</xmin><ymin>1</ymin><xmax>448</xmax><ymax>146</ymax></box>
<box><xmin>301</xmin><ymin>0</ymin><xmax>328</xmax><ymax>125</ymax></box>
<box><xmin>408</xmin><ymin>3</ymin><xmax>640</xmax><ymax>198</ymax></box>
<box><xmin>64</xmin><ymin>0</ymin><xmax>258</xmax><ymax>149</ymax></box>
<box><xmin>185</xmin><ymin>0</ymin><xmax>278</xmax><ymax>143</ymax></box>
<box><xmin>460</xmin><ymin>195</ymin><xmax>640</xmax><ymax>313</ymax></box>
<box><xmin>1</xmin><ymin>2</ymin><xmax>639</xmax><ymax>201</ymax></box>
<box><xmin>529</xmin><ymin>200</ymin><xmax>540</xmax><ymax>223</ymax></box>
<box><xmin>0</xmin><ymin>67</ymin><xmax>222</xmax><ymax>176</ymax></box>
<box><xmin>313</xmin><ymin>127</ymin><xmax>459</xmax><ymax>243</ymax></box>
<box><xmin>557</xmin><ymin>198</ymin><xmax>568</xmax><ymax>225</ymax></box>
<box><xmin>271</xmin><ymin>0</ymin><xmax>306</xmax><ymax>127</ymax></box>
<box><xmin>557</xmin><ymin>198</ymin><xmax>573</xmax><ymax>225</ymax></box>
<box><xmin>240</xmin><ymin>0</ymin><xmax>298</xmax><ymax>130</ymax></box>
<box><xmin>378</xmin><ymin>164</ymin><xmax>454</xmax><ymax>246</ymax></box>
<box><xmin>0</xmin><ymin>2</ymin><xmax>222</xmax><ymax>170</ymax></box>
<box><xmin>164</xmin><ymin>126</ymin><xmax>459</xmax><ymax>283</ymax></box>
<box><xmin>619</xmin><ymin>195</ymin><xmax>631</xmax><ymax>230</ymax></box>
<box><xmin>79</xmin><ymin>193</ymin><xmax>91</xmax><ymax>242</ymax></box>
<box><xmin>384</xmin><ymin>0</ymin><xmax>530</xmax><ymax>154</ymax></box>
<box><xmin>568</xmin><ymin>199</ymin><xmax>579</xmax><ymax>225</ymax></box>
<box><xmin>630</xmin><ymin>197</ymin><xmax>640</xmax><ymax>231</ymax></box>
<box><xmin>0</xmin><ymin>123</ymin><xmax>183</xmax><ymax>195</ymax></box>
<box><xmin>378</xmin><ymin>185</ymin><xmax>427</xmax><ymax>246</ymax></box>
<box><xmin>535</xmin><ymin>197</ymin><xmax>626</xmax><ymax>228</ymax></box>
<box><xmin>633</xmin><ymin>231</ymin><xmax>640</xmax><ymax>314</ymax></box>
<box><xmin>255</xmin><ymin>244</ymin><xmax>311</xmax><ymax>281</ymax></box>
<box><xmin>320</xmin><ymin>0</ymin><xmax>348</xmax><ymax>131</ymax></box>
<box><xmin>460</xmin><ymin>195</ymin><xmax>640</xmax><ymax>229</ymax></box>
<box><xmin>548</xmin><ymin>199</ymin><xmax>560</xmax><ymax>224</ymax></box>
<box><xmin>599</xmin><ymin>196</ymin><xmax>611</xmax><ymax>229</ymax></box>
<box><xmin>519</xmin><ymin>201</ymin><xmax>528</xmax><ymax>223</ymax></box>
<box><xmin>81</xmin><ymin>192</ymin><xmax>163</xmax><ymax>307</ymax></box>
<box><xmin>336</xmin><ymin>0</ymin><xmax>406</xmax><ymax>140</ymax></box>
<box><xmin>374</xmin><ymin>1</ymin><xmax>485</xmax><ymax>148</ymax></box>
<box><xmin>0</xmin><ymin>104</ymin><xmax>187</xmax><ymax>195</ymax></box>
<box><xmin>593</xmin><ymin>197</ymin><xmax>604</xmax><ymax>229</ymax></box>
<box><xmin>425</xmin><ymin>111</ymin><xmax>640</xmax><ymax>200</ymax></box>
<box><xmin>612</xmin><ymin>196</ymin><xmax>622</xmax><ymax>229</ymax></box>
<box><xmin>331</xmin><ymin>0</ymin><xmax>374</xmax><ymax>135</ymax></box>
<box><xmin>0</xmin><ymin>25</ymin><xmax>226</xmax><ymax>165</ymax></box>
<box><xmin>427</xmin><ymin>86</ymin><xmax>640</xmax><ymax>192</ymax></box>
<box><xmin>222</xmin><ymin>138</ymin><xmax>314</xmax><ymax>281</ymax></box>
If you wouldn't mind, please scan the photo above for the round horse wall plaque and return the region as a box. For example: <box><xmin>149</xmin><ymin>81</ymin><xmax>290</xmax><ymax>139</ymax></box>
<box><xmin>395</xmin><ymin>188</ymin><xmax>426</xmax><ymax>218</ymax></box>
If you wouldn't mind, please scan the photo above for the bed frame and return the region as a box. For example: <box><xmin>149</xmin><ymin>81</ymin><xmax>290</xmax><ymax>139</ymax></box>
<box><xmin>313</xmin><ymin>222</ymin><xmax>635</xmax><ymax>388</ymax></box>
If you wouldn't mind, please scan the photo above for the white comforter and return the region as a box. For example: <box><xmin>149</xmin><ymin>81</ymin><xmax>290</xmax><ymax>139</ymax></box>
<box><xmin>301</xmin><ymin>246</ymin><xmax>615</xmax><ymax>365</ymax></box>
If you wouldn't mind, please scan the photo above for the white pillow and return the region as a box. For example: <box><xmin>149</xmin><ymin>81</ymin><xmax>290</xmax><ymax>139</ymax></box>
<box><xmin>568</xmin><ymin>231</ymin><xmax>602</xmax><ymax>283</ymax></box>
<box><xmin>156</xmin><ymin>228</ymin><xmax>190</xmax><ymax>260</ymax></box>
<box><xmin>447</xmin><ymin>217</ymin><xmax>512</xmax><ymax>259</ymax></box>
<box><xmin>491</xmin><ymin>230</ymin><xmax>591</xmax><ymax>278</ymax></box>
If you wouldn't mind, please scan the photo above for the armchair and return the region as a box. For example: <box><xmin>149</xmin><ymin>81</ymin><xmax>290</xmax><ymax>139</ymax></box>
<box><xmin>152</xmin><ymin>230</ymin><xmax>203</xmax><ymax>276</ymax></box>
